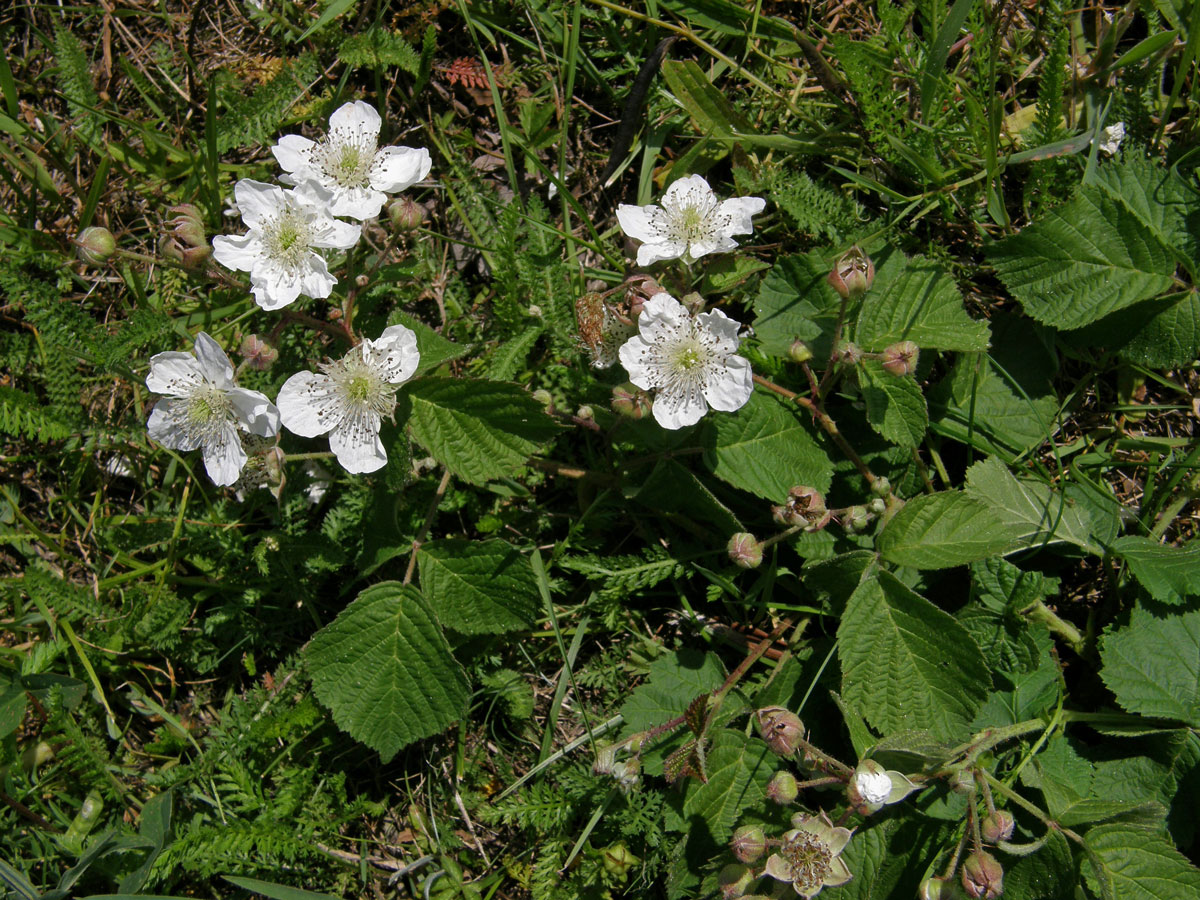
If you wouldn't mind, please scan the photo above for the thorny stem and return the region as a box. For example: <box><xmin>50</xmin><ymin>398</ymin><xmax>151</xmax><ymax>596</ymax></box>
<box><xmin>793</xmin><ymin>735</ymin><xmax>854</xmax><ymax>779</ymax></box>
<box><xmin>941</xmin><ymin>826</ymin><xmax>970</xmax><ymax>881</ymax></box>
<box><xmin>403</xmin><ymin>469</ymin><xmax>453</xmax><ymax>585</ymax></box>
<box><xmin>817</xmin><ymin>294</ymin><xmax>851</xmax><ymax>400</ymax></box>
<box><xmin>980</xmin><ymin>770</ymin><xmax>1085</xmax><ymax>846</ymax></box>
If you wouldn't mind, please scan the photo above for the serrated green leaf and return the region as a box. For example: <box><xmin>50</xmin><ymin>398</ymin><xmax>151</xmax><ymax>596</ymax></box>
<box><xmin>1112</xmin><ymin>536</ymin><xmax>1200</xmax><ymax>605</ymax></box>
<box><xmin>838</xmin><ymin>572</ymin><xmax>990</xmax><ymax>740</ymax></box>
<box><xmin>858</xmin><ymin>359</ymin><xmax>928</xmax><ymax>448</ymax></box>
<box><xmin>619</xmin><ymin>649</ymin><xmax>725</xmax><ymax>752</ymax></box>
<box><xmin>988</xmin><ymin>187</ymin><xmax>1175</xmax><ymax>329</ymax></box>
<box><xmin>634</xmin><ymin>459</ymin><xmax>742</xmax><ymax>537</ymax></box>
<box><xmin>402</xmin><ymin>377</ymin><xmax>559</xmax><ymax>484</ymax></box>
<box><xmin>965</xmin><ymin>457</ymin><xmax>1100</xmax><ymax>554</ymax></box>
<box><xmin>390</xmin><ymin>311</ymin><xmax>467</xmax><ymax>375</ymax></box>
<box><xmin>1084</xmin><ymin>823</ymin><xmax>1200</xmax><ymax>900</ymax></box>
<box><xmin>877</xmin><ymin>491</ymin><xmax>1021</xmax><ymax>569</ymax></box>
<box><xmin>855</xmin><ymin>253</ymin><xmax>989</xmax><ymax>351</ymax></box>
<box><xmin>305</xmin><ymin>582</ymin><xmax>469</xmax><ymax>761</ymax></box>
<box><xmin>836</xmin><ymin>818</ymin><xmax>948</xmax><ymax>900</ymax></box>
<box><xmin>1003</xmin><ymin>830</ymin><xmax>1074</xmax><ymax>900</ymax></box>
<box><xmin>752</xmin><ymin>252</ymin><xmax>842</xmax><ymax>358</ymax></box>
<box><xmin>417</xmin><ymin>539</ymin><xmax>539</xmax><ymax>634</ymax></box>
<box><xmin>1100</xmin><ymin>605</ymin><xmax>1200</xmax><ymax>727</ymax></box>
<box><xmin>1091</xmin><ymin>157</ymin><xmax>1197</xmax><ymax>262</ymax></box>
<box><xmin>679</xmin><ymin>729</ymin><xmax>777</xmax><ymax>842</ymax></box>
<box><xmin>702</xmin><ymin>391</ymin><xmax>832</xmax><ymax>501</ymax></box>
<box><xmin>1056</xmin><ymin>799</ymin><xmax>1166</xmax><ymax>829</ymax></box>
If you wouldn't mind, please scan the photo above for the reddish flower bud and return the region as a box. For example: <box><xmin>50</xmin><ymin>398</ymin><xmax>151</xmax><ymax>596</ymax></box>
<box><xmin>611</xmin><ymin>383</ymin><xmax>651</xmax><ymax>420</ymax></box>
<box><xmin>167</xmin><ymin>204</ymin><xmax>207</xmax><ymax>248</ymax></box>
<box><xmin>755</xmin><ymin>707</ymin><xmax>805</xmax><ymax>757</ymax></box>
<box><xmin>766</xmin><ymin>770</ymin><xmax>799</xmax><ymax>805</ymax></box>
<box><xmin>837</xmin><ymin>341</ymin><xmax>863</xmax><ymax>366</ymax></box>
<box><xmin>239</xmin><ymin>334</ymin><xmax>278</xmax><ymax>371</ymax></box>
<box><xmin>387</xmin><ymin>197</ymin><xmax>426</xmax><ymax>231</ymax></box>
<box><xmin>882</xmin><ymin>341</ymin><xmax>920</xmax><ymax>377</ymax></box>
<box><xmin>728</xmin><ymin>533</ymin><xmax>764</xmax><ymax>569</ymax></box>
<box><xmin>827</xmin><ymin>245</ymin><xmax>874</xmax><ymax>299</ymax></box>
<box><xmin>981</xmin><ymin>810</ymin><xmax>1015</xmax><ymax>844</ymax></box>
<box><xmin>730</xmin><ymin>825</ymin><xmax>767</xmax><ymax>864</ymax></box>
<box><xmin>76</xmin><ymin>226</ymin><xmax>116</xmax><ymax>265</ymax></box>
<box><xmin>961</xmin><ymin>851</ymin><xmax>1003</xmax><ymax>899</ymax></box>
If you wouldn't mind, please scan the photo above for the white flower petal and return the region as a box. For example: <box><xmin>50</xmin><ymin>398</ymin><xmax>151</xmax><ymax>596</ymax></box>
<box><xmin>311</xmin><ymin>218</ymin><xmax>362</xmax><ymax>250</ymax></box>
<box><xmin>297</xmin><ymin>257</ymin><xmax>337</xmax><ymax>301</ymax></box>
<box><xmin>328</xmin><ymin>187</ymin><xmax>386</xmax><ymax>221</ymax></box>
<box><xmin>618</xmin><ymin>336</ymin><xmax>655</xmax><ymax>390</ymax></box>
<box><xmin>146</xmin><ymin>352</ymin><xmax>204</xmax><ymax>396</ymax></box>
<box><xmin>370</xmin><ymin>146</ymin><xmax>431</xmax><ymax>193</ymax></box>
<box><xmin>272</xmin><ymin>133</ymin><xmax>316</xmax><ymax>175</ymax></box>
<box><xmin>615</xmin><ymin>203</ymin><xmax>663</xmax><ymax>243</ymax></box>
<box><xmin>696</xmin><ymin>308</ymin><xmax>743</xmax><ymax>354</ymax></box>
<box><xmin>703</xmin><ymin>355</ymin><xmax>753</xmax><ymax>413</ymax></box>
<box><xmin>329</xmin><ymin>100</ymin><xmax>382</xmax><ymax>139</ymax></box>
<box><xmin>278</xmin><ymin>371</ymin><xmax>340</xmax><ymax>437</ymax></box>
<box><xmin>651</xmin><ymin>383</ymin><xmax>708</xmax><ymax>430</ymax></box>
<box><xmin>660</xmin><ymin>174</ymin><xmax>714</xmax><ymax>213</ymax></box>
<box><xmin>686</xmin><ymin>235</ymin><xmax>738</xmax><ymax>260</ymax></box>
<box><xmin>211</xmin><ymin>233</ymin><xmax>262</xmax><ymax>273</ymax></box>
<box><xmin>147</xmin><ymin>398</ymin><xmax>200</xmax><ymax>450</ymax></box>
<box><xmin>370</xmin><ymin>324</ymin><xmax>421</xmax><ymax>383</ymax></box>
<box><xmin>192</xmin><ymin>332</ymin><xmax>234</xmax><ymax>388</ymax></box>
<box><xmin>228</xmin><ymin>387</ymin><xmax>280</xmax><ymax>437</ymax></box>
<box><xmin>329</xmin><ymin>412</ymin><xmax>387</xmax><ymax>473</ymax></box>
<box><xmin>232</xmin><ymin>179</ymin><xmax>286</xmax><ymax>229</ymax></box>
<box><xmin>718</xmin><ymin>196</ymin><xmax>766</xmax><ymax>235</ymax></box>
<box><xmin>201</xmin><ymin>421</ymin><xmax>247</xmax><ymax>486</ymax></box>
<box><xmin>636</xmin><ymin>240</ymin><xmax>688</xmax><ymax>266</ymax></box>
<box><xmin>637</xmin><ymin>293</ymin><xmax>690</xmax><ymax>343</ymax></box>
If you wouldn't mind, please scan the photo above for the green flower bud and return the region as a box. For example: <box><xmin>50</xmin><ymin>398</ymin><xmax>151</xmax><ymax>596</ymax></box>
<box><xmin>611</xmin><ymin>383</ymin><xmax>650</xmax><ymax>420</ymax></box>
<box><xmin>981</xmin><ymin>810</ymin><xmax>1015</xmax><ymax>844</ymax></box>
<box><xmin>76</xmin><ymin>226</ymin><xmax>116</xmax><ymax>265</ymax></box>
<box><xmin>718</xmin><ymin>863</ymin><xmax>753</xmax><ymax>899</ymax></box>
<box><xmin>789</xmin><ymin>340</ymin><xmax>814</xmax><ymax>363</ymax></box>
<box><xmin>387</xmin><ymin>196</ymin><xmax>426</xmax><ymax>231</ymax></box>
<box><xmin>870</xmin><ymin>476</ymin><xmax>892</xmax><ymax>497</ymax></box>
<box><xmin>531</xmin><ymin>389</ymin><xmax>554</xmax><ymax>409</ymax></box>
<box><xmin>846</xmin><ymin>505</ymin><xmax>871</xmax><ymax>533</ymax></box>
<box><xmin>727</xmin><ymin>533</ymin><xmax>764</xmax><ymax>569</ymax></box>
<box><xmin>600</xmin><ymin>841</ymin><xmax>639</xmax><ymax>878</ymax></box>
<box><xmin>882</xmin><ymin>341</ymin><xmax>920</xmax><ymax>377</ymax></box>
<box><xmin>730</xmin><ymin>825</ymin><xmax>767</xmax><ymax>864</ymax></box>
<box><xmin>869</xmin><ymin>497</ymin><xmax>887</xmax><ymax>515</ymax></box>
<box><xmin>755</xmin><ymin>706</ymin><xmax>805</xmax><ymax>757</ymax></box>
<box><xmin>961</xmin><ymin>851</ymin><xmax>1003</xmax><ymax>899</ymax></box>
<box><xmin>766</xmin><ymin>770</ymin><xmax>799</xmax><ymax>805</ymax></box>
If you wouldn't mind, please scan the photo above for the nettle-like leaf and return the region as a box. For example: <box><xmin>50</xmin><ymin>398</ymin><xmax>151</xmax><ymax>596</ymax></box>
<box><xmin>752</xmin><ymin>252</ymin><xmax>842</xmax><ymax>358</ymax></box>
<box><xmin>1084</xmin><ymin>823</ymin><xmax>1200</xmax><ymax>900</ymax></box>
<box><xmin>838</xmin><ymin>572</ymin><xmax>990</xmax><ymax>740</ymax></box>
<box><xmin>965</xmin><ymin>457</ymin><xmax>1099</xmax><ymax>554</ymax></box>
<box><xmin>305</xmin><ymin>582</ymin><xmax>470</xmax><ymax>761</ymax></box>
<box><xmin>854</xmin><ymin>251</ymin><xmax>990</xmax><ymax>351</ymax></box>
<box><xmin>858</xmin><ymin>359</ymin><xmax>928</xmax><ymax>448</ymax></box>
<box><xmin>678</xmin><ymin>729</ymin><xmax>777</xmax><ymax>843</ymax></box>
<box><xmin>1111</xmin><ymin>536</ymin><xmax>1200</xmax><ymax>605</ymax></box>
<box><xmin>401</xmin><ymin>377</ymin><xmax>560</xmax><ymax>484</ymax></box>
<box><xmin>417</xmin><ymin>539</ymin><xmax>539</xmax><ymax>634</ymax></box>
<box><xmin>1100</xmin><ymin>605</ymin><xmax>1200</xmax><ymax>727</ymax></box>
<box><xmin>988</xmin><ymin>185</ymin><xmax>1176</xmax><ymax>330</ymax></box>
<box><xmin>877</xmin><ymin>491</ymin><xmax>1021</xmax><ymax>569</ymax></box>
<box><xmin>702</xmin><ymin>390</ymin><xmax>832</xmax><ymax>502</ymax></box>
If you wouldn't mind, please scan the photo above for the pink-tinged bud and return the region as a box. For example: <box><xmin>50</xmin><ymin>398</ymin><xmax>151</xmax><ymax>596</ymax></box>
<box><xmin>961</xmin><ymin>851</ymin><xmax>1003</xmax><ymax>899</ymax></box>
<box><xmin>730</xmin><ymin>825</ymin><xmax>767</xmax><ymax>864</ymax></box>
<box><xmin>727</xmin><ymin>533</ymin><xmax>764</xmax><ymax>569</ymax></box>
<box><xmin>827</xmin><ymin>245</ymin><xmax>875</xmax><ymax>299</ymax></box>
<box><xmin>159</xmin><ymin>234</ymin><xmax>211</xmax><ymax>270</ymax></box>
<box><xmin>789</xmin><ymin>340</ymin><xmax>813</xmax><ymax>363</ymax></box>
<box><xmin>882</xmin><ymin>341</ymin><xmax>920</xmax><ymax>377</ymax></box>
<box><xmin>837</xmin><ymin>341</ymin><xmax>863</xmax><ymax>366</ymax></box>
<box><xmin>387</xmin><ymin>197</ymin><xmax>426</xmax><ymax>231</ymax></box>
<box><xmin>766</xmin><ymin>770</ymin><xmax>799</xmax><ymax>805</ymax></box>
<box><xmin>239</xmin><ymin>334</ymin><xmax>278</xmax><ymax>371</ymax></box>
<box><xmin>168</xmin><ymin>204</ymin><xmax>207</xmax><ymax>248</ymax></box>
<box><xmin>981</xmin><ymin>810</ymin><xmax>1015</xmax><ymax>844</ymax></box>
<box><xmin>718</xmin><ymin>863</ymin><xmax>753</xmax><ymax>899</ymax></box>
<box><xmin>611</xmin><ymin>383</ymin><xmax>650</xmax><ymax>420</ymax></box>
<box><xmin>76</xmin><ymin>226</ymin><xmax>116</xmax><ymax>265</ymax></box>
<box><xmin>755</xmin><ymin>707</ymin><xmax>805</xmax><ymax>757</ymax></box>
<box><xmin>624</xmin><ymin>274</ymin><xmax>662</xmax><ymax>314</ymax></box>
<box><xmin>771</xmin><ymin>505</ymin><xmax>791</xmax><ymax>526</ymax></box>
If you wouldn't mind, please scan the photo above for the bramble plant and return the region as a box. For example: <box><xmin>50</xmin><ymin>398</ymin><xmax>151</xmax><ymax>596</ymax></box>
<box><xmin>4</xmin><ymin>3</ymin><xmax>1200</xmax><ymax>900</ymax></box>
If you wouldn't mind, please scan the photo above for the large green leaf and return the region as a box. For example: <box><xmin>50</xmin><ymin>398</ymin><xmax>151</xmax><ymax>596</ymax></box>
<box><xmin>680</xmin><ymin>729</ymin><xmax>777</xmax><ymax>843</ymax></box>
<box><xmin>988</xmin><ymin>187</ymin><xmax>1176</xmax><ymax>329</ymax></box>
<box><xmin>838</xmin><ymin>572</ymin><xmax>990</xmax><ymax>739</ymax></box>
<box><xmin>877</xmin><ymin>491</ymin><xmax>1021</xmax><ymax>569</ymax></box>
<box><xmin>1112</xmin><ymin>536</ymin><xmax>1200</xmax><ymax>605</ymax></box>
<box><xmin>1091</xmin><ymin>156</ymin><xmax>1197</xmax><ymax>263</ymax></box>
<box><xmin>305</xmin><ymin>582</ymin><xmax>470</xmax><ymax>760</ymax></box>
<box><xmin>858</xmin><ymin>359</ymin><xmax>928</xmax><ymax>448</ymax></box>
<box><xmin>402</xmin><ymin>377</ymin><xmax>560</xmax><ymax>484</ymax></box>
<box><xmin>633</xmin><ymin>459</ymin><xmax>742</xmax><ymax>537</ymax></box>
<box><xmin>752</xmin><ymin>252</ymin><xmax>842</xmax><ymax>358</ymax></box>
<box><xmin>965</xmin><ymin>457</ymin><xmax>1100</xmax><ymax>554</ymax></box>
<box><xmin>1084</xmin><ymin>823</ymin><xmax>1200</xmax><ymax>900</ymax></box>
<box><xmin>417</xmin><ymin>539</ymin><xmax>540</xmax><ymax>634</ymax></box>
<box><xmin>619</xmin><ymin>650</ymin><xmax>726</xmax><ymax>736</ymax></box>
<box><xmin>702</xmin><ymin>390</ymin><xmax>832</xmax><ymax>501</ymax></box>
<box><xmin>1100</xmin><ymin>605</ymin><xmax>1200</xmax><ymax>727</ymax></box>
<box><xmin>854</xmin><ymin>253</ymin><xmax>989</xmax><ymax>351</ymax></box>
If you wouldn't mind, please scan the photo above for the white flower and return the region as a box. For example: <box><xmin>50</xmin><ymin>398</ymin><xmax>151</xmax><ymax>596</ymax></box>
<box><xmin>852</xmin><ymin>768</ymin><xmax>892</xmax><ymax>806</ymax></box>
<box><xmin>616</xmin><ymin>174</ymin><xmax>765</xmax><ymax>267</ymax></box>
<box><xmin>1098</xmin><ymin>121</ymin><xmax>1125</xmax><ymax>156</ymax></box>
<box><xmin>276</xmin><ymin>325</ymin><xmax>420</xmax><ymax>474</ymax></box>
<box><xmin>618</xmin><ymin>292</ymin><xmax>753</xmax><ymax>429</ymax></box>
<box><xmin>146</xmin><ymin>332</ymin><xmax>281</xmax><ymax>487</ymax></box>
<box><xmin>591</xmin><ymin>306</ymin><xmax>638</xmax><ymax>369</ymax></box>
<box><xmin>211</xmin><ymin>180</ymin><xmax>361</xmax><ymax>311</ymax></box>
<box><xmin>271</xmin><ymin>101</ymin><xmax>432</xmax><ymax>220</ymax></box>
<box><xmin>847</xmin><ymin>759</ymin><xmax>919</xmax><ymax>814</ymax></box>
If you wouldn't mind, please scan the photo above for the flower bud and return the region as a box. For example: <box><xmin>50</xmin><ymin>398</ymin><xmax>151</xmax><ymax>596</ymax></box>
<box><xmin>869</xmin><ymin>497</ymin><xmax>887</xmax><ymax>515</ymax></box>
<box><xmin>845</xmin><ymin>505</ymin><xmax>871</xmax><ymax>533</ymax></box>
<box><xmin>783</xmin><ymin>485</ymin><xmax>830</xmax><ymax>532</ymax></box>
<box><xmin>870</xmin><ymin>476</ymin><xmax>891</xmax><ymax>498</ymax></box>
<box><xmin>681</xmin><ymin>292</ymin><xmax>705</xmax><ymax>316</ymax></box>
<box><xmin>159</xmin><ymin>234</ymin><xmax>211</xmax><ymax>270</ymax></box>
<box><xmin>961</xmin><ymin>851</ymin><xmax>1003</xmax><ymax>899</ymax></box>
<box><xmin>239</xmin><ymin>334</ymin><xmax>278</xmax><ymax>371</ymax></box>
<box><xmin>168</xmin><ymin>204</ymin><xmax>207</xmax><ymax>248</ymax></box>
<box><xmin>919</xmin><ymin>876</ymin><xmax>949</xmax><ymax>900</ymax></box>
<box><xmin>848</xmin><ymin>759</ymin><xmax>892</xmax><ymax>813</ymax></box>
<box><xmin>611</xmin><ymin>384</ymin><xmax>650</xmax><ymax>420</ymax></box>
<box><xmin>730</xmin><ymin>825</ymin><xmax>767</xmax><ymax>864</ymax></box>
<box><xmin>981</xmin><ymin>810</ymin><xmax>1015</xmax><ymax>844</ymax></box>
<box><xmin>837</xmin><ymin>341</ymin><xmax>863</xmax><ymax>366</ymax></box>
<box><xmin>387</xmin><ymin>197</ymin><xmax>426</xmax><ymax>231</ymax></box>
<box><xmin>755</xmin><ymin>706</ymin><xmax>804</xmax><ymax>757</ymax></box>
<box><xmin>788</xmin><ymin>340</ymin><xmax>814</xmax><ymax>364</ymax></box>
<box><xmin>601</xmin><ymin>841</ymin><xmax>639</xmax><ymax>877</ymax></box>
<box><xmin>766</xmin><ymin>770</ymin><xmax>799</xmax><ymax>805</ymax></box>
<box><xmin>827</xmin><ymin>245</ymin><xmax>874</xmax><ymax>299</ymax></box>
<box><xmin>575</xmin><ymin>405</ymin><xmax>594</xmax><ymax>421</ymax></box>
<box><xmin>882</xmin><ymin>341</ymin><xmax>920</xmax><ymax>377</ymax></box>
<box><xmin>718</xmin><ymin>863</ymin><xmax>753</xmax><ymax>899</ymax></box>
<box><xmin>532</xmin><ymin>389</ymin><xmax>554</xmax><ymax>409</ymax></box>
<box><xmin>727</xmin><ymin>533</ymin><xmax>764</xmax><ymax>569</ymax></box>
<box><xmin>950</xmin><ymin>769</ymin><xmax>977</xmax><ymax>795</ymax></box>
<box><xmin>76</xmin><ymin>226</ymin><xmax>116</xmax><ymax>265</ymax></box>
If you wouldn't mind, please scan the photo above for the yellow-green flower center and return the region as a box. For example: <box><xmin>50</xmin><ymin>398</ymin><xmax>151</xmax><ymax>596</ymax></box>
<box><xmin>670</xmin><ymin>340</ymin><xmax>705</xmax><ymax>373</ymax></box>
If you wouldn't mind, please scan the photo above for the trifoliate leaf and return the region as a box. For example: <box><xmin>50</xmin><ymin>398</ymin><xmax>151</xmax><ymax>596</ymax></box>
<box><xmin>1100</xmin><ymin>605</ymin><xmax>1200</xmax><ymax>727</ymax></box>
<box><xmin>1084</xmin><ymin>823</ymin><xmax>1200</xmax><ymax>900</ymax></box>
<box><xmin>417</xmin><ymin>539</ymin><xmax>539</xmax><ymax>634</ymax></box>
<box><xmin>965</xmin><ymin>457</ymin><xmax>1100</xmax><ymax>554</ymax></box>
<box><xmin>702</xmin><ymin>390</ymin><xmax>832</xmax><ymax>502</ymax></box>
<box><xmin>402</xmin><ymin>377</ymin><xmax>560</xmax><ymax>484</ymax></box>
<box><xmin>1111</xmin><ymin>536</ymin><xmax>1200</xmax><ymax>605</ymax></box>
<box><xmin>679</xmin><ymin>729</ymin><xmax>777</xmax><ymax>843</ymax></box>
<box><xmin>838</xmin><ymin>572</ymin><xmax>990</xmax><ymax>740</ymax></box>
<box><xmin>855</xmin><ymin>252</ymin><xmax>989</xmax><ymax>351</ymax></box>
<box><xmin>988</xmin><ymin>187</ymin><xmax>1175</xmax><ymax>329</ymax></box>
<box><xmin>858</xmin><ymin>359</ymin><xmax>928</xmax><ymax>448</ymax></box>
<box><xmin>305</xmin><ymin>582</ymin><xmax>469</xmax><ymax>761</ymax></box>
<box><xmin>877</xmin><ymin>491</ymin><xmax>1021</xmax><ymax>569</ymax></box>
